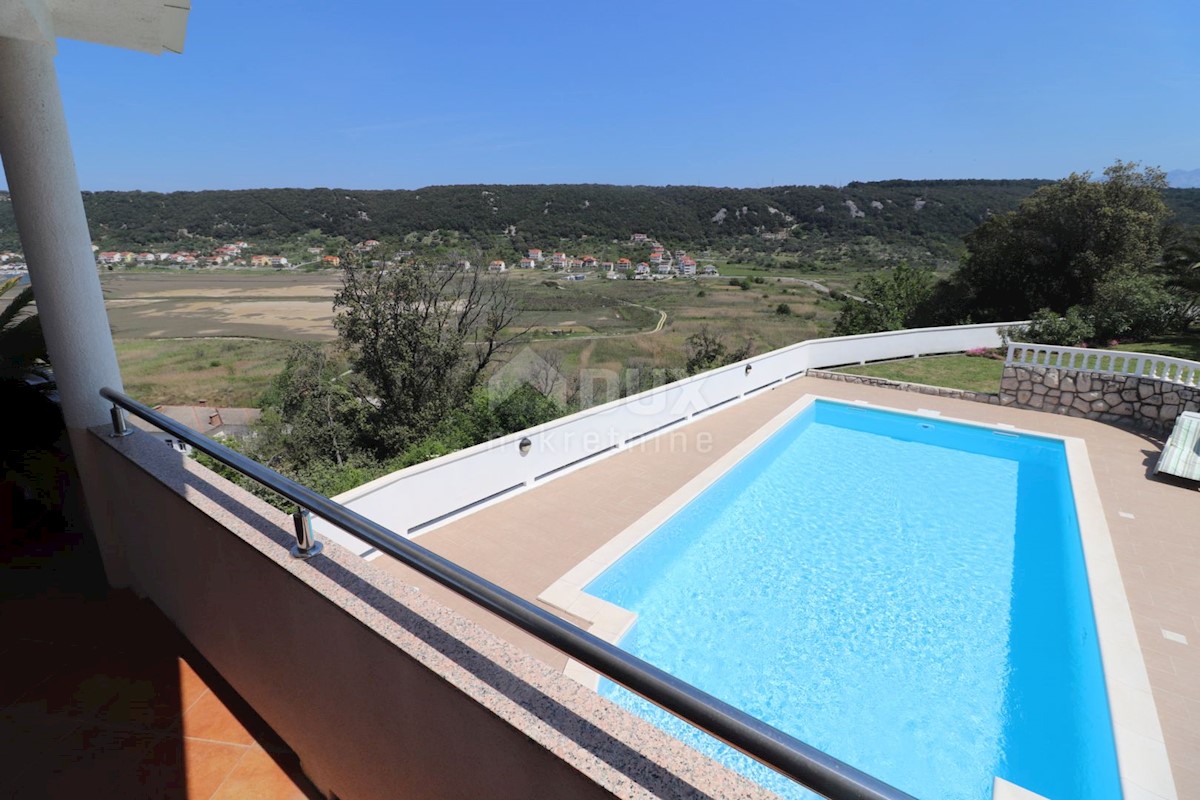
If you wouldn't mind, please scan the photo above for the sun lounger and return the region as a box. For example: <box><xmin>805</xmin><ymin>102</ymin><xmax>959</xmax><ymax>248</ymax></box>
<box><xmin>1155</xmin><ymin>410</ymin><xmax>1200</xmax><ymax>482</ymax></box>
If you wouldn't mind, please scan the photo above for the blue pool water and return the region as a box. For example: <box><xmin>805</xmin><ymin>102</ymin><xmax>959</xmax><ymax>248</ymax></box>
<box><xmin>586</xmin><ymin>400</ymin><xmax>1119</xmax><ymax>800</ymax></box>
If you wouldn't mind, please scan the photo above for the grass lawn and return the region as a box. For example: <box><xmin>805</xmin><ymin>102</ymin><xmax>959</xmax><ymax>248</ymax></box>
<box><xmin>1112</xmin><ymin>333</ymin><xmax>1200</xmax><ymax>362</ymax></box>
<box><xmin>834</xmin><ymin>355</ymin><xmax>1005</xmax><ymax>393</ymax></box>
<box><xmin>832</xmin><ymin>330</ymin><xmax>1200</xmax><ymax>393</ymax></box>
<box><xmin>115</xmin><ymin>338</ymin><xmax>296</xmax><ymax>407</ymax></box>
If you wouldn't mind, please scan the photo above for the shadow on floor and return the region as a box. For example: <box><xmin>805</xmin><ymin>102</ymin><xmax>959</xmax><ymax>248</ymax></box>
<box><xmin>0</xmin><ymin>489</ymin><xmax>325</xmax><ymax>799</ymax></box>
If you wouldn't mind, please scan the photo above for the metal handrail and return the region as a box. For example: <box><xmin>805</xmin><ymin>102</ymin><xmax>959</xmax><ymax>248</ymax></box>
<box><xmin>100</xmin><ymin>386</ymin><xmax>915</xmax><ymax>800</ymax></box>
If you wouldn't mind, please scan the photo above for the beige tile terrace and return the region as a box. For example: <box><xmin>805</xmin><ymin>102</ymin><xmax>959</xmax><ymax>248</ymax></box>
<box><xmin>373</xmin><ymin>376</ymin><xmax>1200</xmax><ymax>798</ymax></box>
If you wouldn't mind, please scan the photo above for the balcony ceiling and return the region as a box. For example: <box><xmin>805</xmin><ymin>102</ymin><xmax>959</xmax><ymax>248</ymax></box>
<box><xmin>0</xmin><ymin>0</ymin><xmax>190</xmax><ymax>54</ymax></box>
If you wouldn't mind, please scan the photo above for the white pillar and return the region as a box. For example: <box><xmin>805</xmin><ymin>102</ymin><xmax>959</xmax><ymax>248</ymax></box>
<box><xmin>0</xmin><ymin>35</ymin><xmax>129</xmax><ymax>584</ymax></box>
<box><xmin>0</xmin><ymin>36</ymin><xmax>124</xmax><ymax>427</ymax></box>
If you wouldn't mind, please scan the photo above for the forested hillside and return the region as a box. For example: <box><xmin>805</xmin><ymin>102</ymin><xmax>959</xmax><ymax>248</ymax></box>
<box><xmin>1</xmin><ymin>181</ymin><xmax>1198</xmax><ymax>262</ymax></box>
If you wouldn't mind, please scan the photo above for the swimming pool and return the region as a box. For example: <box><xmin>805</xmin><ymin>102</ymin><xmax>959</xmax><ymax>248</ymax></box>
<box><xmin>582</xmin><ymin>399</ymin><xmax>1120</xmax><ymax>800</ymax></box>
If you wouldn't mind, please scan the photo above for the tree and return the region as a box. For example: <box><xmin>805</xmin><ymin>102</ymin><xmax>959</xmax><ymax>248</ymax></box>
<box><xmin>1158</xmin><ymin>224</ymin><xmax>1200</xmax><ymax>326</ymax></box>
<box><xmin>684</xmin><ymin>326</ymin><xmax>753</xmax><ymax>375</ymax></box>
<box><xmin>254</xmin><ymin>343</ymin><xmax>366</xmax><ymax>469</ymax></box>
<box><xmin>832</xmin><ymin>264</ymin><xmax>935</xmax><ymax>335</ymax></box>
<box><xmin>0</xmin><ymin>277</ymin><xmax>47</xmax><ymax>380</ymax></box>
<box><xmin>334</xmin><ymin>255</ymin><xmax>525</xmax><ymax>452</ymax></box>
<box><xmin>956</xmin><ymin>161</ymin><xmax>1170</xmax><ymax>320</ymax></box>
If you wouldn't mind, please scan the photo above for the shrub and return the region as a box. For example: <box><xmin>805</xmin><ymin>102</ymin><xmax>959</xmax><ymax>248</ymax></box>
<box><xmin>1002</xmin><ymin>307</ymin><xmax>1094</xmax><ymax>347</ymax></box>
<box><xmin>1087</xmin><ymin>272</ymin><xmax>1175</xmax><ymax>341</ymax></box>
<box><xmin>775</xmin><ymin>303</ymin><xmax>792</xmax><ymax>316</ymax></box>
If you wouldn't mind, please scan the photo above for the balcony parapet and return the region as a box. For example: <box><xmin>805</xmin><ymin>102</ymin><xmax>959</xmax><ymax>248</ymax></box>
<box><xmin>87</xmin><ymin>426</ymin><xmax>770</xmax><ymax>799</ymax></box>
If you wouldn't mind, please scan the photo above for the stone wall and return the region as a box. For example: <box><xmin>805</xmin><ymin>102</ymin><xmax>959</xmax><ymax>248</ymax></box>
<box><xmin>808</xmin><ymin>368</ymin><xmax>1002</xmax><ymax>405</ymax></box>
<box><xmin>1000</xmin><ymin>365</ymin><xmax>1200</xmax><ymax>432</ymax></box>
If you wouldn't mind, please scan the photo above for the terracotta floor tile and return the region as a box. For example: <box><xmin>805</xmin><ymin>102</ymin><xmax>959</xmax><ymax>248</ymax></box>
<box><xmin>177</xmin><ymin>658</ymin><xmax>212</xmax><ymax>714</ymax></box>
<box><xmin>132</xmin><ymin>735</ymin><xmax>247</xmax><ymax>800</ymax></box>
<box><xmin>13</xmin><ymin>725</ymin><xmax>162</xmax><ymax>799</ymax></box>
<box><xmin>211</xmin><ymin>745</ymin><xmax>316</xmax><ymax>800</ymax></box>
<box><xmin>0</xmin><ymin>640</ymin><xmax>68</xmax><ymax>708</ymax></box>
<box><xmin>181</xmin><ymin>690</ymin><xmax>255</xmax><ymax>746</ymax></box>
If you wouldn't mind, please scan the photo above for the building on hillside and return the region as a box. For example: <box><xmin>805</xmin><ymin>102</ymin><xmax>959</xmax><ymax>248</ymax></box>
<box><xmin>268</xmin><ymin>256</ymin><xmax>289</xmax><ymax>267</ymax></box>
<box><xmin>679</xmin><ymin>259</ymin><xmax>697</xmax><ymax>276</ymax></box>
<box><xmin>250</xmin><ymin>255</ymin><xmax>271</xmax><ymax>267</ymax></box>
<box><xmin>601</xmin><ymin>261</ymin><xmax>614</xmax><ymax>271</ymax></box>
<box><xmin>519</xmin><ymin>257</ymin><xmax>537</xmax><ymax>269</ymax></box>
<box><xmin>488</xmin><ymin>260</ymin><xmax>507</xmax><ymax>272</ymax></box>
<box><xmin>649</xmin><ymin>252</ymin><xmax>663</xmax><ymax>265</ymax></box>
<box><xmin>551</xmin><ymin>252</ymin><xmax>568</xmax><ymax>269</ymax></box>
<box><xmin>527</xmin><ymin>248</ymin><xmax>543</xmax><ymax>261</ymax></box>
<box><xmin>635</xmin><ymin>262</ymin><xmax>650</xmax><ymax>275</ymax></box>
<box><xmin>581</xmin><ymin>256</ymin><xmax>598</xmax><ymax>269</ymax></box>
<box><xmin>323</xmin><ymin>255</ymin><xmax>341</xmax><ymax>267</ymax></box>
<box><xmin>616</xmin><ymin>257</ymin><xmax>631</xmax><ymax>270</ymax></box>
<box><xmin>631</xmin><ymin>233</ymin><xmax>648</xmax><ymax>243</ymax></box>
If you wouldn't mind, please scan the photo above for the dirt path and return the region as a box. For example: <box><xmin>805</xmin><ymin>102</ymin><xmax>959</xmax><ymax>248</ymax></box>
<box><xmin>577</xmin><ymin>339</ymin><xmax>597</xmax><ymax>369</ymax></box>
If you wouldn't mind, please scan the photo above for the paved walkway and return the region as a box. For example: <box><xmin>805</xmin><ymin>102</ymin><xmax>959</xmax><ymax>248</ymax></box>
<box><xmin>375</xmin><ymin>376</ymin><xmax>1200</xmax><ymax>797</ymax></box>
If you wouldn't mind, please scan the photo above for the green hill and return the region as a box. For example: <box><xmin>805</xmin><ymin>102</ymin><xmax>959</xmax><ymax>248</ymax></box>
<box><xmin>2</xmin><ymin>181</ymin><xmax>1198</xmax><ymax>268</ymax></box>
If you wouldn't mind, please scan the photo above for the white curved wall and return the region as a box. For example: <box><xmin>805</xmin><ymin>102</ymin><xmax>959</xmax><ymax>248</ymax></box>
<box><xmin>314</xmin><ymin>322</ymin><xmax>1024</xmax><ymax>555</ymax></box>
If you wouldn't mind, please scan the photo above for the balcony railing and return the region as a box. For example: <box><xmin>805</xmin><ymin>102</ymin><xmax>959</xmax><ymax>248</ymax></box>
<box><xmin>101</xmin><ymin>385</ymin><xmax>915</xmax><ymax>800</ymax></box>
<box><xmin>1005</xmin><ymin>342</ymin><xmax>1200</xmax><ymax>387</ymax></box>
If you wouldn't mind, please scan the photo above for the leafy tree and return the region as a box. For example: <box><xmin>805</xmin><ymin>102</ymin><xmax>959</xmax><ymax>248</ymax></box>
<box><xmin>956</xmin><ymin>162</ymin><xmax>1171</xmax><ymax>320</ymax></box>
<box><xmin>1158</xmin><ymin>224</ymin><xmax>1200</xmax><ymax>326</ymax></box>
<box><xmin>0</xmin><ymin>277</ymin><xmax>46</xmax><ymax>380</ymax></box>
<box><xmin>333</xmin><ymin>255</ymin><xmax>525</xmax><ymax>452</ymax></box>
<box><xmin>253</xmin><ymin>343</ymin><xmax>366</xmax><ymax>469</ymax></box>
<box><xmin>684</xmin><ymin>326</ymin><xmax>753</xmax><ymax>375</ymax></box>
<box><xmin>832</xmin><ymin>264</ymin><xmax>935</xmax><ymax>335</ymax></box>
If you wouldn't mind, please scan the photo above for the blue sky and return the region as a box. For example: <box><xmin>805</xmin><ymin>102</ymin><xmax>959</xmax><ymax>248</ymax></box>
<box><xmin>38</xmin><ymin>0</ymin><xmax>1200</xmax><ymax>190</ymax></box>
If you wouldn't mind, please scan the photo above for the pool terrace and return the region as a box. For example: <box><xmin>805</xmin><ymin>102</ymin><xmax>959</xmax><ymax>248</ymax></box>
<box><xmin>371</xmin><ymin>374</ymin><xmax>1199</xmax><ymax>800</ymax></box>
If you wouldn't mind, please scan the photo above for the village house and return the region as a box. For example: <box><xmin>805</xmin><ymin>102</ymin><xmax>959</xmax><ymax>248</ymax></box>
<box><xmin>631</xmin><ymin>232</ymin><xmax>648</xmax><ymax>243</ymax></box>
<box><xmin>488</xmin><ymin>260</ymin><xmax>507</xmax><ymax>272</ymax></box>
<box><xmin>519</xmin><ymin>257</ymin><xmax>537</xmax><ymax>269</ymax></box>
<box><xmin>323</xmin><ymin>255</ymin><xmax>341</xmax><ymax>267</ymax></box>
<box><xmin>250</xmin><ymin>255</ymin><xmax>271</xmax><ymax>267</ymax></box>
<box><xmin>581</xmin><ymin>256</ymin><xmax>598</xmax><ymax>269</ymax></box>
<box><xmin>616</xmin><ymin>257</ymin><xmax>632</xmax><ymax>270</ymax></box>
<box><xmin>551</xmin><ymin>252</ymin><xmax>568</xmax><ymax>269</ymax></box>
<box><xmin>527</xmin><ymin>248</ymin><xmax>543</xmax><ymax>261</ymax></box>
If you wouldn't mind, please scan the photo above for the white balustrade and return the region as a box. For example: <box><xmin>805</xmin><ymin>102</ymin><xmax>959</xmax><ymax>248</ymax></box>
<box><xmin>1005</xmin><ymin>343</ymin><xmax>1200</xmax><ymax>388</ymax></box>
<box><xmin>314</xmin><ymin>322</ymin><xmax>1024</xmax><ymax>554</ymax></box>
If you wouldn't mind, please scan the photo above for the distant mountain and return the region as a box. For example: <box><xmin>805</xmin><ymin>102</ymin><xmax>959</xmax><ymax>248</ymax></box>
<box><xmin>1167</xmin><ymin>169</ymin><xmax>1200</xmax><ymax>188</ymax></box>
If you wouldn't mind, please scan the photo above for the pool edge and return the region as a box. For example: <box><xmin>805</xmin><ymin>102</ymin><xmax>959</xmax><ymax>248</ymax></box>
<box><xmin>539</xmin><ymin>394</ymin><xmax>1177</xmax><ymax>800</ymax></box>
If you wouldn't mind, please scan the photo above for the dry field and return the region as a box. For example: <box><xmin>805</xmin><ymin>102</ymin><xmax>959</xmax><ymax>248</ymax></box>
<box><xmin>102</xmin><ymin>272</ymin><xmax>340</xmax><ymax>341</ymax></box>
<box><xmin>101</xmin><ymin>270</ymin><xmax>846</xmax><ymax>405</ymax></box>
